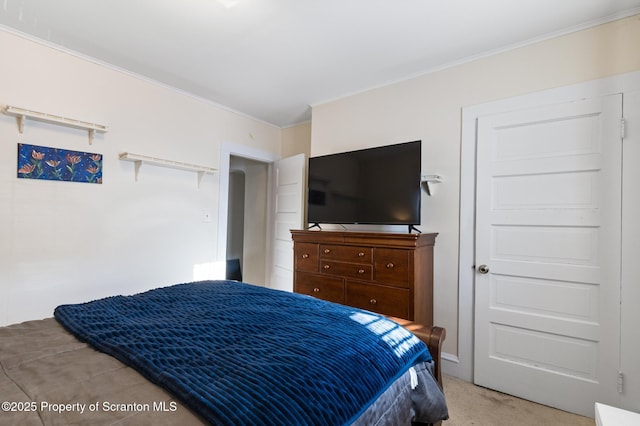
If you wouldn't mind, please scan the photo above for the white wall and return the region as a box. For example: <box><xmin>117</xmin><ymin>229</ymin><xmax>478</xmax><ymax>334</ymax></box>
<box><xmin>0</xmin><ymin>30</ymin><xmax>281</xmax><ymax>326</ymax></box>
<box><xmin>310</xmin><ymin>14</ymin><xmax>640</xmax><ymax>361</ymax></box>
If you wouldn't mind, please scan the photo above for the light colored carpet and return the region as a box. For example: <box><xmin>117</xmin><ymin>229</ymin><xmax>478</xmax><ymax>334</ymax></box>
<box><xmin>441</xmin><ymin>375</ymin><xmax>595</xmax><ymax>425</ymax></box>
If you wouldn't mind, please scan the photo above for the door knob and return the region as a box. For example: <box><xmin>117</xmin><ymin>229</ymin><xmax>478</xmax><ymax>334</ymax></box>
<box><xmin>477</xmin><ymin>264</ymin><xmax>490</xmax><ymax>274</ymax></box>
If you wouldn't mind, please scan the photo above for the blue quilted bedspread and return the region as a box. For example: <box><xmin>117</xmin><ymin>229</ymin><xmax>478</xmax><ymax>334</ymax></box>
<box><xmin>54</xmin><ymin>280</ymin><xmax>431</xmax><ymax>425</ymax></box>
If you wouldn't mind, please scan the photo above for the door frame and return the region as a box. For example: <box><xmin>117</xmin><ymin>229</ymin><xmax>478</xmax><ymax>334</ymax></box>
<box><xmin>217</xmin><ymin>142</ymin><xmax>280</xmax><ymax>279</ymax></box>
<box><xmin>456</xmin><ymin>70</ymin><xmax>640</xmax><ymax>382</ymax></box>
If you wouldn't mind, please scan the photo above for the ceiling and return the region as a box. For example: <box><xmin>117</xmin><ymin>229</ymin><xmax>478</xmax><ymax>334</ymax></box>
<box><xmin>1</xmin><ymin>0</ymin><xmax>639</xmax><ymax>127</ymax></box>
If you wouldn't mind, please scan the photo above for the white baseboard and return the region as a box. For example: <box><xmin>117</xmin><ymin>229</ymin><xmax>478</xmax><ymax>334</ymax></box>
<box><xmin>440</xmin><ymin>352</ymin><xmax>464</xmax><ymax>379</ymax></box>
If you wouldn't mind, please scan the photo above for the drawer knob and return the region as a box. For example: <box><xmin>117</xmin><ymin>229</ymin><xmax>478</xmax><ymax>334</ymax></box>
<box><xmin>323</xmin><ymin>264</ymin><xmax>330</xmax><ymax>270</ymax></box>
<box><xmin>313</xmin><ymin>287</ymin><xmax>320</xmax><ymax>293</ymax></box>
<box><xmin>323</xmin><ymin>248</ymin><xmax>331</xmax><ymax>254</ymax></box>
<box><xmin>369</xmin><ymin>299</ymin><xmax>377</xmax><ymax>305</ymax></box>
<box><xmin>358</xmin><ymin>252</ymin><xmax>365</xmax><ymax>257</ymax></box>
<box><xmin>358</xmin><ymin>269</ymin><xmax>365</xmax><ymax>274</ymax></box>
<box><xmin>302</xmin><ymin>253</ymin><xmax>309</xmax><ymax>259</ymax></box>
<box><xmin>386</xmin><ymin>262</ymin><xmax>395</xmax><ymax>269</ymax></box>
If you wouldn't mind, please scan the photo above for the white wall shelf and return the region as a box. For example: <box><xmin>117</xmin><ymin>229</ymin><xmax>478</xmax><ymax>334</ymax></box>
<box><xmin>421</xmin><ymin>174</ymin><xmax>443</xmax><ymax>196</ymax></box>
<box><xmin>3</xmin><ymin>105</ymin><xmax>108</xmax><ymax>144</ymax></box>
<box><xmin>119</xmin><ymin>152</ymin><xmax>217</xmax><ymax>188</ymax></box>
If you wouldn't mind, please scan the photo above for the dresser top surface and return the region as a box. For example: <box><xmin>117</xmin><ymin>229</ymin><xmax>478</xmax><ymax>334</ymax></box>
<box><xmin>291</xmin><ymin>229</ymin><xmax>437</xmax><ymax>247</ymax></box>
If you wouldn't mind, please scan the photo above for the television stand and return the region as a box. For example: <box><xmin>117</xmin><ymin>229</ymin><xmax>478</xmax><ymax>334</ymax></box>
<box><xmin>408</xmin><ymin>225</ymin><xmax>422</xmax><ymax>233</ymax></box>
<box><xmin>306</xmin><ymin>223</ymin><xmax>322</xmax><ymax>230</ymax></box>
<box><xmin>291</xmin><ymin>229</ymin><xmax>437</xmax><ymax>326</ymax></box>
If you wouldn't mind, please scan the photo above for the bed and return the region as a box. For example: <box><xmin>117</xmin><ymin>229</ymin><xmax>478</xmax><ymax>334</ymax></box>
<box><xmin>0</xmin><ymin>280</ymin><xmax>448</xmax><ymax>425</ymax></box>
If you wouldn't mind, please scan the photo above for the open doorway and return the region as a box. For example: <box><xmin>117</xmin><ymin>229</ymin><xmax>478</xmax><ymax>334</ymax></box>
<box><xmin>217</xmin><ymin>142</ymin><xmax>279</xmax><ymax>287</ymax></box>
<box><xmin>226</xmin><ymin>156</ymin><xmax>270</xmax><ymax>285</ymax></box>
<box><xmin>226</xmin><ymin>169</ymin><xmax>245</xmax><ymax>277</ymax></box>
<box><xmin>218</xmin><ymin>143</ymin><xmax>306</xmax><ymax>290</ymax></box>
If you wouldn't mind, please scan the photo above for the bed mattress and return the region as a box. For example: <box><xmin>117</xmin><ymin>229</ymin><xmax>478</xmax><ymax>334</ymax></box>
<box><xmin>0</xmin><ymin>281</ymin><xmax>448</xmax><ymax>425</ymax></box>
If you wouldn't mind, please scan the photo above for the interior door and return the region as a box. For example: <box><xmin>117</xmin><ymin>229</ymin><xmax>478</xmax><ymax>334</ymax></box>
<box><xmin>474</xmin><ymin>94</ymin><xmax>622</xmax><ymax>416</ymax></box>
<box><xmin>269</xmin><ymin>154</ymin><xmax>306</xmax><ymax>292</ymax></box>
<box><xmin>620</xmin><ymin>90</ymin><xmax>640</xmax><ymax>412</ymax></box>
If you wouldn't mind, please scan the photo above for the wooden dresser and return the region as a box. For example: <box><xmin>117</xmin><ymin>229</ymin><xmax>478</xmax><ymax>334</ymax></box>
<box><xmin>290</xmin><ymin>230</ymin><xmax>437</xmax><ymax>327</ymax></box>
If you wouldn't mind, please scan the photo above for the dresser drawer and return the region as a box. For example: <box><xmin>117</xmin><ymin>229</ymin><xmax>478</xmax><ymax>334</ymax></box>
<box><xmin>292</xmin><ymin>230</ymin><xmax>437</xmax><ymax>326</ymax></box>
<box><xmin>294</xmin><ymin>243</ymin><xmax>319</xmax><ymax>272</ymax></box>
<box><xmin>295</xmin><ymin>272</ymin><xmax>345</xmax><ymax>304</ymax></box>
<box><xmin>320</xmin><ymin>244</ymin><xmax>372</xmax><ymax>262</ymax></box>
<box><xmin>374</xmin><ymin>248</ymin><xmax>410</xmax><ymax>287</ymax></box>
<box><xmin>320</xmin><ymin>260</ymin><xmax>372</xmax><ymax>280</ymax></box>
<box><xmin>346</xmin><ymin>281</ymin><xmax>410</xmax><ymax>319</ymax></box>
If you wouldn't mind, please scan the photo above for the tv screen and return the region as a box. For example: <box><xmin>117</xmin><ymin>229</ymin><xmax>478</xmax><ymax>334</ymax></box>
<box><xmin>307</xmin><ymin>140</ymin><xmax>421</xmax><ymax>226</ymax></box>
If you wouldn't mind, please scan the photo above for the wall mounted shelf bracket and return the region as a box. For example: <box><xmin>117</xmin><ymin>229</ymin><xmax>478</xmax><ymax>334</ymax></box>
<box><xmin>119</xmin><ymin>152</ymin><xmax>217</xmax><ymax>188</ymax></box>
<box><xmin>421</xmin><ymin>174</ymin><xmax>443</xmax><ymax>196</ymax></box>
<box><xmin>3</xmin><ymin>105</ymin><xmax>108</xmax><ymax>144</ymax></box>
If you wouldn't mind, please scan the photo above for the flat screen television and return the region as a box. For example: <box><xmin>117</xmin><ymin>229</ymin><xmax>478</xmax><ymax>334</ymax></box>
<box><xmin>307</xmin><ymin>140</ymin><xmax>421</xmax><ymax>230</ymax></box>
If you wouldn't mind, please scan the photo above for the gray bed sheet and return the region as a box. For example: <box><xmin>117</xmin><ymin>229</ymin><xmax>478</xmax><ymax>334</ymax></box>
<box><xmin>0</xmin><ymin>318</ymin><xmax>447</xmax><ymax>425</ymax></box>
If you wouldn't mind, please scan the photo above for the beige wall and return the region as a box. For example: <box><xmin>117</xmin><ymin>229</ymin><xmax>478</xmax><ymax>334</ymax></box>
<box><xmin>310</xmin><ymin>14</ymin><xmax>640</xmax><ymax>356</ymax></box>
<box><xmin>0</xmin><ymin>30</ymin><xmax>281</xmax><ymax>326</ymax></box>
<box><xmin>281</xmin><ymin>121</ymin><xmax>312</xmax><ymax>159</ymax></box>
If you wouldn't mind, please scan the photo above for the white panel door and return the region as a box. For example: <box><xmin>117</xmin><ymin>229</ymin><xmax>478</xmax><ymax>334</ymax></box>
<box><xmin>269</xmin><ymin>154</ymin><xmax>306</xmax><ymax>292</ymax></box>
<box><xmin>474</xmin><ymin>95</ymin><xmax>622</xmax><ymax>416</ymax></box>
<box><xmin>620</xmin><ymin>90</ymin><xmax>640</xmax><ymax>413</ymax></box>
